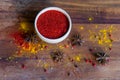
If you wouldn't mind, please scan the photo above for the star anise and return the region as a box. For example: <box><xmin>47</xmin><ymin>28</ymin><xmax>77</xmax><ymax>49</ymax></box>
<box><xmin>93</xmin><ymin>52</ymin><xmax>109</xmax><ymax>64</ymax></box>
<box><xmin>89</xmin><ymin>47</ymin><xmax>110</xmax><ymax>64</ymax></box>
<box><xmin>70</xmin><ymin>34</ymin><xmax>83</xmax><ymax>46</ymax></box>
<box><xmin>24</xmin><ymin>32</ymin><xmax>38</xmax><ymax>42</ymax></box>
<box><xmin>50</xmin><ymin>50</ymin><xmax>63</xmax><ymax>63</ymax></box>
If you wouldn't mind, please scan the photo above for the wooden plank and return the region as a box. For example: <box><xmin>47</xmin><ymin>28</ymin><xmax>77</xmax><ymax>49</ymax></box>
<box><xmin>0</xmin><ymin>0</ymin><xmax>120</xmax><ymax>80</ymax></box>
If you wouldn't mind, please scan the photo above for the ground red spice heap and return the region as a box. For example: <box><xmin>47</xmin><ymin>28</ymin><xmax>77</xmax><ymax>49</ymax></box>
<box><xmin>37</xmin><ymin>10</ymin><xmax>69</xmax><ymax>39</ymax></box>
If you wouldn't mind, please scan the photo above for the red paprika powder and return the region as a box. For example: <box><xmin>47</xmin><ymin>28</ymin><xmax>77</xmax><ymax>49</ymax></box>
<box><xmin>37</xmin><ymin>10</ymin><xmax>69</xmax><ymax>39</ymax></box>
<box><xmin>11</xmin><ymin>32</ymin><xmax>24</xmax><ymax>46</ymax></box>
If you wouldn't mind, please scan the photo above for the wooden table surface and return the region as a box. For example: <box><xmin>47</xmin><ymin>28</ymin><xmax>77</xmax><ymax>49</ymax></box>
<box><xmin>0</xmin><ymin>0</ymin><xmax>120</xmax><ymax>80</ymax></box>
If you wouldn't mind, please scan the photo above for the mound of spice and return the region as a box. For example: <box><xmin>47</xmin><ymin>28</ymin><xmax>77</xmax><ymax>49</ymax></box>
<box><xmin>37</xmin><ymin>10</ymin><xmax>69</xmax><ymax>39</ymax></box>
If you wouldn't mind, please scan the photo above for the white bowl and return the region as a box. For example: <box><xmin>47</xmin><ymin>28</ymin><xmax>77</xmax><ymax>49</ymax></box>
<box><xmin>34</xmin><ymin>7</ymin><xmax>72</xmax><ymax>44</ymax></box>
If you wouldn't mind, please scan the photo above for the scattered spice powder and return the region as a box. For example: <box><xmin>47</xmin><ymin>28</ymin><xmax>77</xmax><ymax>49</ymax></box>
<box><xmin>11</xmin><ymin>32</ymin><xmax>24</xmax><ymax>46</ymax></box>
<box><xmin>37</xmin><ymin>10</ymin><xmax>69</xmax><ymax>39</ymax></box>
<box><xmin>89</xmin><ymin>26</ymin><xmax>115</xmax><ymax>49</ymax></box>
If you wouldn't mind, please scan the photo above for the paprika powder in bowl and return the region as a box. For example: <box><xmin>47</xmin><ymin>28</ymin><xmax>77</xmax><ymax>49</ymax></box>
<box><xmin>35</xmin><ymin>7</ymin><xmax>72</xmax><ymax>44</ymax></box>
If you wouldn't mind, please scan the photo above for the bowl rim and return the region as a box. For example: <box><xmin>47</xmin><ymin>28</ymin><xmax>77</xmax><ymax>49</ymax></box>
<box><xmin>34</xmin><ymin>7</ymin><xmax>72</xmax><ymax>44</ymax></box>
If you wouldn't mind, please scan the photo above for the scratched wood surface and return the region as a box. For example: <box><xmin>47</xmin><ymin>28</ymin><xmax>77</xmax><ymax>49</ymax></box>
<box><xmin>0</xmin><ymin>0</ymin><xmax>120</xmax><ymax>80</ymax></box>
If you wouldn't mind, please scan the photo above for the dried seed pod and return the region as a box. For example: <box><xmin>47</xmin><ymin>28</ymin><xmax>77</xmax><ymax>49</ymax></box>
<box><xmin>89</xmin><ymin>47</ymin><xmax>110</xmax><ymax>64</ymax></box>
<box><xmin>24</xmin><ymin>32</ymin><xmax>37</xmax><ymax>42</ymax></box>
<box><xmin>94</xmin><ymin>52</ymin><xmax>109</xmax><ymax>64</ymax></box>
<box><xmin>70</xmin><ymin>34</ymin><xmax>83</xmax><ymax>46</ymax></box>
<box><xmin>50</xmin><ymin>50</ymin><xmax>63</xmax><ymax>63</ymax></box>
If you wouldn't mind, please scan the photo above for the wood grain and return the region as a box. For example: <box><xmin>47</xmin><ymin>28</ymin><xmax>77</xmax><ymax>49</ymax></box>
<box><xmin>0</xmin><ymin>0</ymin><xmax>120</xmax><ymax>80</ymax></box>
